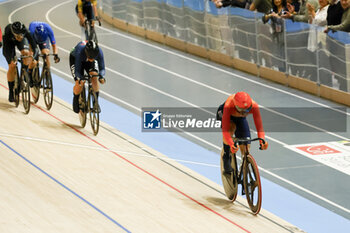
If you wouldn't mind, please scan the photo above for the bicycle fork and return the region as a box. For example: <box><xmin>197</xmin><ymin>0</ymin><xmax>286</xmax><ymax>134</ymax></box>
<box><xmin>235</xmin><ymin>153</ymin><xmax>248</xmax><ymax>196</ymax></box>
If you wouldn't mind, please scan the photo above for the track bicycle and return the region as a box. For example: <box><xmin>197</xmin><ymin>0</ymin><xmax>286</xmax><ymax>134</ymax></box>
<box><xmin>32</xmin><ymin>54</ymin><xmax>54</xmax><ymax>110</ymax></box>
<box><xmin>220</xmin><ymin>137</ymin><xmax>264</xmax><ymax>215</ymax></box>
<box><xmin>13</xmin><ymin>55</ymin><xmax>32</xmax><ymax>114</ymax></box>
<box><xmin>78</xmin><ymin>74</ymin><xmax>100</xmax><ymax>135</ymax></box>
<box><xmin>84</xmin><ymin>17</ymin><xmax>101</xmax><ymax>43</ymax></box>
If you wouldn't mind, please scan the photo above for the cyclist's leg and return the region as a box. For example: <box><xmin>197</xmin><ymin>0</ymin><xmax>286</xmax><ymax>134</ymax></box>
<box><xmin>84</xmin><ymin>1</ymin><xmax>94</xmax><ymax>27</ymax></box>
<box><xmin>18</xmin><ymin>38</ymin><xmax>34</xmax><ymax>87</ymax></box>
<box><xmin>70</xmin><ymin>53</ymin><xmax>84</xmax><ymax>113</ymax></box>
<box><xmin>217</xmin><ymin>103</ymin><xmax>235</xmax><ymax>173</ymax></box>
<box><xmin>233</xmin><ymin>117</ymin><xmax>251</xmax><ymax>158</ymax></box>
<box><xmin>39</xmin><ymin>39</ymin><xmax>51</xmax><ymax>68</ymax></box>
<box><xmin>222</xmin><ymin>124</ymin><xmax>235</xmax><ymax>173</ymax></box>
<box><xmin>3</xmin><ymin>43</ymin><xmax>16</xmax><ymax>102</ymax></box>
<box><xmin>87</xmin><ymin>60</ymin><xmax>100</xmax><ymax>94</ymax></box>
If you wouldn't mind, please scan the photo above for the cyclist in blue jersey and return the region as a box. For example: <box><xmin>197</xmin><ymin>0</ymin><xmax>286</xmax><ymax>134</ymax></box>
<box><xmin>69</xmin><ymin>40</ymin><xmax>105</xmax><ymax>115</ymax></box>
<box><xmin>29</xmin><ymin>21</ymin><xmax>60</xmax><ymax>67</ymax></box>
<box><xmin>29</xmin><ymin>21</ymin><xmax>60</xmax><ymax>100</ymax></box>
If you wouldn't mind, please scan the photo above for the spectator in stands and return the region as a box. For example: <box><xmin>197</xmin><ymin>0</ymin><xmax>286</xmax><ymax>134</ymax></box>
<box><xmin>262</xmin><ymin>0</ymin><xmax>288</xmax><ymax>70</ymax></box>
<box><xmin>307</xmin><ymin>0</ymin><xmax>329</xmax><ymax>25</ymax></box>
<box><xmin>249</xmin><ymin>0</ymin><xmax>272</xmax><ymax>13</ymax></box>
<box><xmin>324</xmin><ymin>0</ymin><xmax>350</xmax><ymax>32</ymax></box>
<box><xmin>326</xmin><ymin>0</ymin><xmax>344</xmax><ymax>26</ymax></box>
<box><xmin>213</xmin><ymin>0</ymin><xmax>248</xmax><ymax>8</ymax></box>
<box><xmin>282</xmin><ymin>0</ymin><xmax>319</xmax><ymax>22</ymax></box>
<box><xmin>286</xmin><ymin>0</ymin><xmax>301</xmax><ymax>13</ymax></box>
<box><xmin>307</xmin><ymin>0</ymin><xmax>329</xmax><ymax>51</ymax></box>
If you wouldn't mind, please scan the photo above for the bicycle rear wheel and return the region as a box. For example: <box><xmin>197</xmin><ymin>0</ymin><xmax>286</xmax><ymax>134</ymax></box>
<box><xmin>88</xmin><ymin>88</ymin><xmax>99</xmax><ymax>135</ymax></box>
<box><xmin>42</xmin><ymin>68</ymin><xmax>53</xmax><ymax>110</ymax></box>
<box><xmin>21</xmin><ymin>69</ymin><xmax>31</xmax><ymax>114</ymax></box>
<box><xmin>79</xmin><ymin>85</ymin><xmax>87</xmax><ymax>128</ymax></box>
<box><xmin>243</xmin><ymin>154</ymin><xmax>262</xmax><ymax>215</ymax></box>
<box><xmin>220</xmin><ymin>149</ymin><xmax>238</xmax><ymax>201</ymax></box>
<box><xmin>90</xmin><ymin>28</ymin><xmax>98</xmax><ymax>43</ymax></box>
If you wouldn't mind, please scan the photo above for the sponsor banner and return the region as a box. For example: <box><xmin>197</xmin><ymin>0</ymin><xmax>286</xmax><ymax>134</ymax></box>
<box><xmin>286</xmin><ymin>141</ymin><xmax>350</xmax><ymax>176</ymax></box>
<box><xmin>141</xmin><ymin>107</ymin><xmax>347</xmax><ymax>133</ymax></box>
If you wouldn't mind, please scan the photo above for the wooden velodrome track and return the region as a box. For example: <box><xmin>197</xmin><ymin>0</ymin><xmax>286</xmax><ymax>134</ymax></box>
<box><xmin>0</xmin><ymin>68</ymin><xmax>304</xmax><ymax>232</ymax></box>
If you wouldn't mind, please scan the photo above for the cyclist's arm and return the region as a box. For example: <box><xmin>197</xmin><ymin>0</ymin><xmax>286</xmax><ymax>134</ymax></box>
<box><xmin>52</xmin><ymin>43</ymin><xmax>58</xmax><ymax>55</ymax></box>
<box><xmin>222</xmin><ymin>97</ymin><xmax>235</xmax><ymax>147</ymax></box>
<box><xmin>77</xmin><ymin>0</ymin><xmax>85</xmax><ymax>25</ymax></box>
<box><xmin>74</xmin><ymin>48</ymin><xmax>84</xmax><ymax>80</ymax></box>
<box><xmin>251</xmin><ymin>102</ymin><xmax>265</xmax><ymax>139</ymax></box>
<box><xmin>46</xmin><ymin>24</ymin><xmax>56</xmax><ymax>46</ymax></box>
<box><xmin>97</xmin><ymin>49</ymin><xmax>105</xmax><ymax>77</ymax></box>
<box><xmin>0</xmin><ymin>26</ymin><xmax>2</xmax><ymax>43</ymax></box>
<box><xmin>2</xmin><ymin>25</ymin><xmax>12</xmax><ymax>57</ymax></box>
<box><xmin>25</xmin><ymin>28</ymin><xmax>38</xmax><ymax>57</ymax></box>
<box><xmin>92</xmin><ymin>0</ymin><xmax>99</xmax><ymax>18</ymax></box>
<box><xmin>77</xmin><ymin>0</ymin><xmax>83</xmax><ymax>13</ymax></box>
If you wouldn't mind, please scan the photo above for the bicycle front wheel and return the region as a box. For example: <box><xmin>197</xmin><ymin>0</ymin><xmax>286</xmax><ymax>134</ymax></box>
<box><xmin>88</xmin><ymin>89</ymin><xmax>99</xmax><ymax>135</ymax></box>
<box><xmin>21</xmin><ymin>70</ymin><xmax>31</xmax><ymax>114</ymax></box>
<box><xmin>220</xmin><ymin>149</ymin><xmax>238</xmax><ymax>201</ymax></box>
<box><xmin>32</xmin><ymin>66</ymin><xmax>40</xmax><ymax>103</ymax></box>
<box><xmin>243</xmin><ymin>154</ymin><xmax>262</xmax><ymax>215</ymax></box>
<box><xmin>79</xmin><ymin>85</ymin><xmax>87</xmax><ymax>128</ymax></box>
<box><xmin>14</xmin><ymin>69</ymin><xmax>20</xmax><ymax>107</ymax></box>
<box><xmin>42</xmin><ymin>68</ymin><xmax>53</xmax><ymax>110</ymax></box>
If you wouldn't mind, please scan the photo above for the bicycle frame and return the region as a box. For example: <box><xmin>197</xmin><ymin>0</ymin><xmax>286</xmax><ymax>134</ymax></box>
<box><xmin>14</xmin><ymin>55</ymin><xmax>32</xmax><ymax>114</ymax></box>
<box><xmin>221</xmin><ymin>137</ymin><xmax>264</xmax><ymax>215</ymax></box>
<box><xmin>78</xmin><ymin>73</ymin><xmax>100</xmax><ymax>135</ymax></box>
<box><xmin>32</xmin><ymin>54</ymin><xmax>54</xmax><ymax>110</ymax></box>
<box><xmin>84</xmin><ymin>18</ymin><xmax>101</xmax><ymax>43</ymax></box>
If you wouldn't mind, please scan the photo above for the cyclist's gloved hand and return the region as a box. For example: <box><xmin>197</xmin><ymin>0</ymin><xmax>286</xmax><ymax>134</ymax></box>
<box><xmin>33</xmin><ymin>49</ymin><xmax>39</xmax><ymax>60</ymax></box>
<box><xmin>54</xmin><ymin>54</ymin><xmax>60</xmax><ymax>63</ymax></box>
<box><xmin>259</xmin><ymin>140</ymin><xmax>268</xmax><ymax>150</ymax></box>
<box><xmin>99</xmin><ymin>75</ymin><xmax>106</xmax><ymax>84</ymax></box>
<box><xmin>230</xmin><ymin>144</ymin><xmax>239</xmax><ymax>154</ymax></box>
<box><xmin>0</xmin><ymin>42</ymin><xmax>2</xmax><ymax>48</ymax></box>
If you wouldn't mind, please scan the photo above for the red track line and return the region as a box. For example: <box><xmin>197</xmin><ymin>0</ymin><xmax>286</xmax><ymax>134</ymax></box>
<box><xmin>0</xmin><ymin>82</ymin><xmax>251</xmax><ymax>232</ymax></box>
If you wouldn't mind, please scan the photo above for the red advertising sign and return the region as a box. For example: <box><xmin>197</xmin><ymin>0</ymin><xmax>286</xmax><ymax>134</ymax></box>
<box><xmin>297</xmin><ymin>145</ymin><xmax>341</xmax><ymax>155</ymax></box>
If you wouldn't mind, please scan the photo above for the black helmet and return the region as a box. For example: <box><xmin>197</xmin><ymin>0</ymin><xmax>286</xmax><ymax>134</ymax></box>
<box><xmin>11</xmin><ymin>21</ymin><xmax>25</xmax><ymax>35</ymax></box>
<box><xmin>84</xmin><ymin>40</ymin><xmax>99</xmax><ymax>59</ymax></box>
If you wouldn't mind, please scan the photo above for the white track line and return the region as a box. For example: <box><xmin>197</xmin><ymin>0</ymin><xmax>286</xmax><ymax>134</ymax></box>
<box><xmin>0</xmin><ymin>132</ymin><xmax>219</xmax><ymax>168</ymax></box>
<box><xmin>0</xmin><ymin>0</ymin><xmax>15</xmax><ymax>6</ymax></box>
<box><xmin>8</xmin><ymin>0</ymin><xmax>44</xmax><ymax>23</ymax></box>
<box><xmin>47</xmin><ymin>3</ymin><xmax>349</xmax><ymax>141</ymax></box>
<box><xmin>96</xmin><ymin>17</ymin><xmax>350</xmax><ymax>115</ymax></box>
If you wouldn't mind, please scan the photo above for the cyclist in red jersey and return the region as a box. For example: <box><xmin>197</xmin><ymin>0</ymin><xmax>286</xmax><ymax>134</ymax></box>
<box><xmin>216</xmin><ymin>92</ymin><xmax>268</xmax><ymax>173</ymax></box>
<box><xmin>0</xmin><ymin>26</ymin><xmax>2</xmax><ymax>48</ymax></box>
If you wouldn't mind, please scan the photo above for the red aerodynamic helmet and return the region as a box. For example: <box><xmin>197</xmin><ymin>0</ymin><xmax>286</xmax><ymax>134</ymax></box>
<box><xmin>234</xmin><ymin>92</ymin><xmax>252</xmax><ymax>113</ymax></box>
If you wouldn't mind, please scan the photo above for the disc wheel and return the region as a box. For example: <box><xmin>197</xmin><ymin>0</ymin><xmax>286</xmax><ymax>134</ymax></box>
<box><xmin>220</xmin><ymin>149</ymin><xmax>238</xmax><ymax>201</ymax></box>
<box><xmin>243</xmin><ymin>154</ymin><xmax>262</xmax><ymax>215</ymax></box>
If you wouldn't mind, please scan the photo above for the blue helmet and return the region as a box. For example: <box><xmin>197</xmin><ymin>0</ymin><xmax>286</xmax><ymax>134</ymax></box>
<box><xmin>35</xmin><ymin>24</ymin><xmax>48</xmax><ymax>42</ymax></box>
